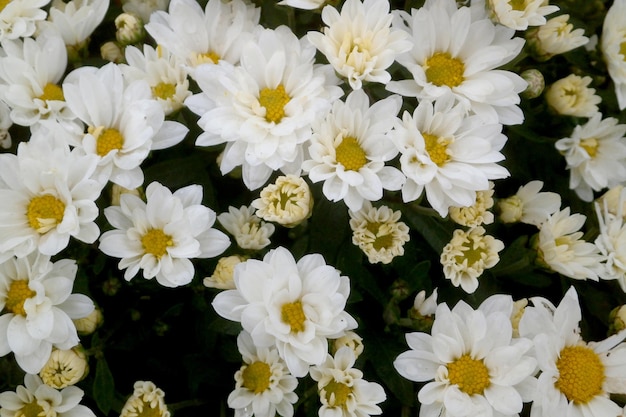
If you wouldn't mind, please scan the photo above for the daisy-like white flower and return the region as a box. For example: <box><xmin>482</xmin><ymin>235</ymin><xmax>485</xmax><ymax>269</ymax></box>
<box><xmin>555</xmin><ymin>113</ymin><xmax>626</xmax><ymax>202</ymax></box>
<box><xmin>145</xmin><ymin>0</ymin><xmax>260</xmax><ymax>73</ymax></box>
<box><xmin>0</xmin><ymin>253</ymin><xmax>94</xmax><ymax>374</ymax></box>
<box><xmin>187</xmin><ymin>26</ymin><xmax>343</xmax><ymax>191</ymax></box>
<box><xmin>474</xmin><ymin>0</ymin><xmax>559</xmax><ymax>31</ymax></box>
<box><xmin>440</xmin><ymin>226</ymin><xmax>504</xmax><ymax>294</ymax></box>
<box><xmin>388</xmin><ymin>0</ymin><xmax>527</xmax><ymax>125</ymax></box>
<box><xmin>310</xmin><ymin>346</ymin><xmax>386</xmax><ymax>417</ymax></box>
<box><xmin>0</xmin><ymin>0</ymin><xmax>49</xmax><ymax>41</ymax></box>
<box><xmin>0</xmin><ymin>31</ymin><xmax>73</xmax><ymax>127</ymax></box>
<box><xmin>252</xmin><ymin>174</ymin><xmax>313</xmax><ymax>228</ymax></box>
<box><xmin>545</xmin><ymin>74</ymin><xmax>601</xmax><ymax>118</ymax></box>
<box><xmin>62</xmin><ymin>62</ymin><xmax>188</xmax><ymax>189</ymax></box>
<box><xmin>601</xmin><ymin>0</ymin><xmax>626</xmax><ymax>110</ymax></box>
<box><xmin>99</xmin><ymin>181</ymin><xmax>230</xmax><ymax>288</ymax></box>
<box><xmin>217</xmin><ymin>206</ymin><xmax>275</xmax><ymax>251</ymax></box>
<box><xmin>348</xmin><ymin>201</ymin><xmax>410</xmax><ymax>265</ymax></box>
<box><xmin>121</xmin><ymin>44</ymin><xmax>191</xmax><ymax>116</ymax></box>
<box><xmin>519</xmin><ymin>287</ymin><xmax>626</xmax><ymax>417</ymax></box>
<box><xmin>0</xmin><ymin>125</ymin><xmax>103</xmax><ymax>258</ymax></box>
<box><xmin>212</xmin><ymin>246</ymin><xmax>358</xmax><ymax>377</ymax></box>
<box><xmin>389</xmin><ymin>95</ymin><xmax>509</xmax><ymax>217</ymax></box>
<box><xmin>526</xmin><ymin>14</ymin><xmax>589</xmax><ymax>61</ymax></box>
<box><xmin>39</xmin><ymin>346</ymin><xmax>89</xmax><ymax>389</ymax></box>
<box><xmin>306</xmin><ymin>0</ymin><xmax>412</xmax><ymax>90</ymax></box>
<box><xmin>40</xmin><ymin>0</ymin><xmax>110</xmax><ymax>61</ymax></box>
<box><xmin>394</xmin><ymin>299</ymin><xmax>537</xmax><ymax>417</ymax></box>
<box><xmin>533</xmin><ymin>207</ymin><xmax>604</xmax><ymax>280</ymax></box>
<box><xmin>0</xmin><ymin>374</ymin><xmax>96</xmax><ymax>417</ymax></box>
<box><xmin>120</xmin><ymin>381</ymin><xmax>170</xmax><ymax>417</ymax></box>
<box><xmin>594</xmin><ymin>187</ymin><xmax>626</xmax><ymax>291</ymax></box>
<box><xmin>122</xmin><ymin>0</ymin><xmax>169</xmax><ymax>24</ymax></box>
<box><xmin>302</xmin><ymin>89</ymin><xmax>405</xmax><ymax>212</ymax></box>
<box><xmin>497</xmin><ymin>180</ymin><xmax>561</xmax><ymax>226</ymax></box>
<box><xmin>228</xmin><ymin>331</ymin><xmax>298</xmax><ymax>417</ymax></box>
<box><xmin>448</xmin><ymin>182</ymin><xmax>495</xmax><ymax>227</ymax></box>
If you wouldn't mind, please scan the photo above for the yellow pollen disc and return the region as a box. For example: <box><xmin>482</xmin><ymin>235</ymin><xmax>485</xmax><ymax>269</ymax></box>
<box><xmin>0</xmin><ymin>0</ymin><xmax>11</xmax><ymax>13</ymax></box>
<box><xmin>323</xmin><ymin>380</ymin><xmax>352</xmax><ymax>407</ymax></box>
<box><xmin>39</xmin><ymin>83</ymin><xmax>65</xmax><ymax>102</ymax></box>
<box><xmin>242</xmin><ymin>361</ymin><xmax>272</xmax><ymax>394</ymax></box>
<box><xmin>198</xmin><ymin>51</ymin><xmax>220</xmax><ymax>64</ymax></box>
<box><xmin>555</xmin><ymin>345</ymin><xmax>605</xmax><ymax>404</ymax></box>
<box><xmin>580</xmin><ymin>137</ymin><xmax>599</xmax><ymax>158</ymax></box>
<box><xmin>335</xmin><ymin>136</ymin><xmax>367</xmax><ymax>171</ymax></box>
<box><xmin>455</xmin><ymin>244</ymin><xmax>485</xmax><ymax>266</ymax></box>
<box><xmin>133</xmin><ymin>400</ymin><xmax>162</xmax><ymax>417</ymax></box>
<box><xmin>259</xmin><ymin>84</ymin><xmax>290</xmax><ymax>123</ymax></box>
<box><xmin>425</xmin><ymin>52</ymin><xmax>465</xmax><ymax>88</ymax></box>
<box><xmin>94</xmin><ymin>128</ymin><xmax>124</xmax><ymax>157</ymax></box>
<box><xmin>141</xmin><ymin>229</ymin><xmax>173</xmax><ymax>258</ymax></box>
<box><xmin>275</xmin><ymin>192</ymin><xmax>293</xmax><ymax>210</ymax></box>
<box><xmin>422</xmin><ymin>132</ymin><xmax>450</xmax><ymax>166</ymax></box>
<box><xmin>508</xmin><ymin>0</ymin><xmax>527</xmax><ymax>11</ymax></box>
<box><xmin>5</xmin><ymin>280</ymin><xmax>35</xmax><ymax>316</ymax></box>
<box><xmin>19</xmin><ymin>400</ymin><xmax>44</xmax><ymax>417</ymax></box>
<box><xmin>447</xmin><ymin>354</ymin><xmax>491</xmax><ymax>395</ymax></box>
<box><xmin>151</xmin><ymin>82</ymin><xmax>176</xmax><ymax>100</ymax></box>
<box><xmin>26</xmin><ymin>194</ymin><xmax>65</xmax><ymax>232</ymax></box>
<box><xmin>281</xmin><ymin>300</ymin><xmax>306</xmax><ymax>333</ymax></box>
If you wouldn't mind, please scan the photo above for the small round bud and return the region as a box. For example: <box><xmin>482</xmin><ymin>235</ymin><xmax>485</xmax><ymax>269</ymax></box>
<box><xmin>520</xmin><ymin>69</ymin><xmax>545</xmax><ymax>99</ymax></box>
<box><xmin>39</xmin><ymin>346</ymin><xmax>89</xmax><ymax>389</ymax></box>
<box><xmin>115</xmin><ymin>12</ymin><xmax>146</xmax><ymax>46</ymax></box>
<box><xmin>100</xmin><ymin>41</ymin><xmax>125</xmax><ymax>63</ymax></box>
<box><xmin>331</xmin><ymin>331</ymin><xmax>364</xmax><ymax>359</ymax></box>
<box><xmin>111</xmin><ymin>184</ymin><xmax>144</xmax><ymax>206</ymax></box>
<box><xmin>73</xmin><ymin>305</ymin><xmax>104</xmax><ymax>335</ymax></box>
<box><xmin>498</xmin><ymin>195</ymin><xmax>524</xmax><ymax>224</ymax></box>
<box><xmin>203</xmin><ymin>255</ymin><xmax>247</xmax><ymax>290</ymax></box>
<box><xmin>609</xmin><ymin>305</ymin><xmax>626</xmax><ymax>335</ymax></box>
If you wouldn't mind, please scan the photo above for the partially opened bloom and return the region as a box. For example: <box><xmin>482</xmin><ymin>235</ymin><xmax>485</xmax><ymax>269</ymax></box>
<box><xmin>601</xmin><ymin>0</ymin><xmax>626</xmax><ymax>110</ymax></box>
<box><xmin>217</xmin><ymin>206</ymin><xmax>275</xmax><ymax>251</ymax></box>
<box><xmin>39</xmin><ymin>346</ymin><xmax>89</xmax><ymax>389</ymax></box>
<box><xmin>120</xmin><ymin>381</ymin><xmax>170</xmax><ymax>417</ymax></box>
<box><xmin>0</xmin><ymin>0</ymin><xmax>50</xmax><ymax>41</ymax></box>
<box><xmin>545</xmin><ymin>74</ymin><xmax>601</xmax><ymax>118</ymax></box>
<box><xmin>203</xmin><ymin>255</ymin><xmax>247</xmax><ymax>290</ymax></box>
<box><xmin>394</xmin><ymin>299</ymin><xmax>537</xmax><ymax>417</ymax></box>
<box><xmin>594</xmin><ymin>188</ymin><xmax>626</xmax><ymax>291</ymax></box>
<box><xmin>448</xmin><ymin>182</ymin><xmax>495</xmax><ymax>227</ymax></box>
<box><xmin>0</xmin><ymin>253</ymin><xmax>94</xmax><ymax>374</ymax></box>
<box><xmin>475</xmin><ymin>0</ymin><xmax>559</xmax><ymax>31</ymax></box>
<box><xmin>99</xmin><ymin>181</ymin><xmax>230</xmax><ymax>288</ymax></box>
<box><xmin>526</xmin><ymin>14</ymin><xmax>589</xmax><ymax>61</ymax></box>
<box><xmin>497</xmin><ymin>180</ymin><xmax>561</xmax><ymax>226</ymax></box>
<box><xmin>252</xmin><ymin>174</ymin><xmax>313</xmax><ymax>228</ymax></box>
<box><xmin>212</xmin><ymin>247</ymin><xmax>357</xmax><ymax>377</ymax></box>
<box><xmin>306</xmin><ymin>0</ymin><xmax>412</xmax><ymax>90</ymax></box>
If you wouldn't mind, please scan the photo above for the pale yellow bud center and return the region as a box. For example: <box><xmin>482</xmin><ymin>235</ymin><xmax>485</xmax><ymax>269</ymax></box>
<box><xmin>580</xmin><ymin>137</ymin><xmax>599</xmax><ymax>158</ymax></box>
<box><xmin>5</xmin><ymin>280</ymin><xmax>35</xmax><ymax>316</ymax></box>
<box><xmin>281</xmin><ymin>300</ymin><xmax>306</xmax><ymax>333</ymax></box>
<box><xmin>555</xmin><ymin>345</ymin><xmax>605</xmax><ymax>404</ymax></box>
<box><xmin>425</xmin><ymin>52</ymin><xmax>465</xmax><ymax>88</ymax></box>
<box><xmin>259</xmin><ymin>84</ymin><xmax>290</xmax><ymax>123</ymax></box>
<box><xmin>323</xmin><ymin>380</ymin><xmax>352</xmax><ymax>407</ymax></box>
<box><xmin>141</xmin><ymin>229</ymin><xmax>173</xmax><ymax>258</ymax></box>
<box><xmin>620</xmin><ymin>41</ymin><xmax>626</xmax><ymax>61</ymax></box>
<box><xmin>242</xmin><ymin>361</ymin><xmax>272</xmax><ymax>394</ymax></box>
<box><xmin>335</xmin><ymin>136</ymin><xmax>367</xmax><ymax>171</ymax></box>
<box><xmin>509</xmin><ymin>0</ymin><xmax>527</xmax><ymax>11</ymax></box>
<box><xmin>447</xmin><ymin>354</ymin><xmax>490</xmax><ymax>395</ymax></box>
<box><xmin>27</xmin><ymin>194</ymin><xmax>65</xmax><ymax>232</ymax></box>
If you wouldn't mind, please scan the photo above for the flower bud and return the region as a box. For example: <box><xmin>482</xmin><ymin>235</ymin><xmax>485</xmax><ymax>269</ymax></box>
<box><xmin>331</xmin><ymin>331</ymin><xmax>364</xmax><ymax>359</ymax></box>
<box><xmin>73</xmin><ymin>305</ymin><xmax>103</xmax><ymax>335</ymax></box>
<box><xmin>520</xmin><ymin>69</ymin><xmax>545</xmax><ymax>99</ymax></box>
<box><xmin>115</xmin><ymin>12</ymin><xmax>146</xmax><ymax>46</ymax></box>
<box><xmin>100</xmin><ymin>41</ymin><xmax>125</xmax><ymax>64</ymax></box>
<box><xmin>111</xmin><ymin>183</ymin><xmax>144</xmax><ymax>206</ymax></box>
<box><xmin>203</xmin><ymin>255</ymin><xmax>246</xmax><ymax>290</ymax></box>
<box><xmin>498</xmin><ymin>195</ymin><xmax>524</xmax><ymax>224</ymax></box>
<box><xmin>609</xmin><ymin>305</ymin><xmax>626</xmax><ymax>335</ymax></box>
<box><xmin>252</xmin><ymin>175</ymin><xmax>313</xmax><ymax>228</ymax></box>
<box><xmin>39</xmin><ymin>346</ymin><xmax>89</xmax><ymax>389</ymax></box>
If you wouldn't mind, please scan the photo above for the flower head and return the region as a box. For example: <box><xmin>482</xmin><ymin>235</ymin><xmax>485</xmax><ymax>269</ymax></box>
<box><xmin>39</xmin><ymin>346</ymin><xmax>89</xmax><ymax>389</ymax></box>
<box><xmin>477</xmin><ymin>0</ymin><xmax>559</xmax><ymax>31</ymax></box>
<box><xmin>203</xmin><ymin>255</ymin><xmax>247</xmax><ymax>290</ymax></box>
<box><xmin>120</xmin><ymin>381</ymin><xmax>170</xmax><ymax>417</ymax></box>
<box><xmin>526</xmin><ymin>14</ymin><xmax>589</xmax><ymax>61</ymax></box>
<box><xmin>0</xmin><ymin>0</ymin><xmax>50</xmax><ymax>41</ymax></box>
<box><xmin>497</xmin><ymin>180</ymin><xmax>561</xmax><ymax>226</ymax></box>
<box><xmin>252</xmin><ymin>175</ymin><xmax>313</xmax><ymax>228</ymax></box>
<box><xmin>448</xmin><ymin>182</ymin><xmax>495</xmax><ymax>227</ymax></box>
<box><xmin>545</xmin><ymin>74</ymin><xmax>601</xmax><ymax>118</ymax></box>
<box><xmin>217</xmin><ymin>206</ymin><xmax>275</xmax><ymax>251</ymax></box>
<box><xmin>601</xmin><ymin>0</ymin><xmax>626</xmax><ymax>110</ymax></box>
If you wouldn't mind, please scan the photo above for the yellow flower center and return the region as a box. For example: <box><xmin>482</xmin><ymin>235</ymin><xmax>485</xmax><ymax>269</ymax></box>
<box><xmin>508</xmin><ymin>0</ymin><xmax>527</xmax><ymax>11</ymax></box>
<box><xmin>447</xmin><ymin>354</ymin><xmax>491</xmax><ymax>395</ymax></box>
<box><xmin>151</xmin><ymin>82</ymin><xmax>176</xmax><ymax>101</ymax></box>
<box><xmin>580</xmin><ymin>137</ymin><xmax>598</xmax><ymax>158</ymax></box>
<box><xmin>619</xmin><ymin>41</ymin><xmax>626</xmax><ymax>61</ymax></box>
<box><xmin>90</xmin><ymin>127</ymin><xmax>124</xmax><ymax>157</ymax></box>
<box><xmin>366</xmin><ymin>222</ymin><xmax>394</xmax><ymax>250</ymax></box>
<box><xmin>0</xmin><ymin>0</ymin><xmax>11</xmax><ymax>13</ymax></box>
<box><xmin>141</xmin><ymin>229</ymin><xmax>173</xmax><ymax>258</ymax></box>
<box><xmin>38</xmin><ymin>83</ymin><xmax>65</xmax><ymax>102</ymax></box>
<box><xmin>422</xmin><ymin>132</ymin><xmax>450</xmax><ymax>166</ymax></box>
<box><xmin>259</xmin><ymin>84</ymin><xmax>290</xmax><ymax>123</ymax></box>
<box><xmin>281</xmin><ymin>300</ymin><xmax>306</xmax><ymax>333</ymax></box>
<box><xmin>26</xmin><ymin>194</ymin><xmax>65</xmax><ymax>233</ymax></box>
<box><xmin>555</xmin><ymin>345</ymin><xmax>605</xmax><ymax>404</ymax></box>
<box><xmin>18</xmin><ymin>399</ymin><xmax>44</xmax><ymax>417</ymax></box>
<box><xmin>335</xmin><ymin>136</ymin><xmax>367</xmax><ymax>171</ymax></box>
<box><xmin>131</xmin><ymin>400</ymin><xmax>163</xmax><ymax>417</ymax></box>
<box><xmin>424</xmin><ymin>52</ymin><xmax>465</xmax><ymax>88</ymax></box>
<box><xmin>455</xmin><ymin>240</ymin><xmax>486</xmax><ymax>266</ymax></box>
<box><xmin>323</xmin><ymin>380</ymin><xmax>352</xmax><ymax>407</ymax></box>
<box><xmin>242</xmin><ymin>361</ymin><xmax>272</xmax><ymax>394</ymax></box>
<box><xmin>5</xmin><ymin>280</ymin><xmax>35</xmax><ymax>316</ymax></box>
<box><xmin>197</xmin><ymin>51</ymin><xmax>220</xmax><ymax>64</ymax></box>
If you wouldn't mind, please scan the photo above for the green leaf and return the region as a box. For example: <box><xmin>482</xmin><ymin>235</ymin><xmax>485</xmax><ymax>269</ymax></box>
<box><xmin>400</xmin><ymin>205</ymin><xmax>453</xmax><ymax>254</ymax></box>
<box><xmin>93</xmin><ymin>356</ymin><xmax>115</xmax><ymax>415</ymax></box>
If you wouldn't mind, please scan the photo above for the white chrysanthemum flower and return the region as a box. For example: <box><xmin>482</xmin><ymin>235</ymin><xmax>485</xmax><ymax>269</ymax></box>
<box><xmin>310</xmin><ymin>346</ymin><xmax>386</xmax><ymax>417</ymax></box>
<box><xmin>0</xmin><ymin>253</ymin><xmax>94</xmax><ymax>374</ymax></box>
<box><xmin>39</xmin><ymin>346</ymin><xmax>89</xmax><ymax>389</ymax></box>
<box><xmin>120</xmin><ymin>381</ymin><xmax>170</xmax><ymax>417</ymax></box>
<box><xmin>331</xmin><ymin>331</ymin><xmax>364</xmax><ymax>359</ymax></box>
<box><xmin>449</xmin><ymin>182</ymin><xmax>495</xmax><ymax>227</ymax></box>
<box><xmin>40</xmin><ymin>0</ymin><xmax>109</xmax><ymax>61</ymax></box>
<box><xmin>519</xmin><ymin>287</ymin><xmax>626</xmax><ymax>417</ymax></box>
<box><xmin>63</xmin><ymin>62</ymin><xmax>188</xmax><ymax>189</ymax></box>
<box><xmin>217</xmin><ymin>206</ymin><xmax>275</xmax><ymax>251</ymax></box>
<box><xmin>0</xmin><ymin>125</ymin><xmax>103</xmax><ymax>258</ymax></box>
<box><xmin>348</xmin><ymin>201</ymin><xmax>410</xmax><ymax>265</ymax></box>
<box><xmin>394</xmin><ymin>299</ymin><xmax>537</xmax><ymax>417</ymax></box>
<box><xmin>0</xmin><ymin>31</ymin><xmax>74</xmax><ymax>128</ymax></box>
<box><xmin>534</xmin><ymin>207</ymin><xmax>604</xmax><ymax>280</ymax></box>
<box><xmin>526</xmin><ymin>14</ymin><xmax>589</xmax><ymax>61</ymax></box>
<box><xmin>306</xmin><ymin>0</ymin><xmax>412</xmax><ymax>90</ymax></box>
<box><xmin>228</xmin><ymin>331</ymin><xmax>298</xmax><ymax>417</ymax></box>
<box><xmin>212</xmin><ymin>246</ymin><xmax>358</xmax><ymax>377</ymax></box>
<box><xmin>497</xmin><ymin>180</ymin><xmax>561</xmax><ymax>226</ymax></box>
<box><xmin>99</xmin><ymin>181</ymin><xmax>230</xmax><ymax>288</ymax></box>
<box><xmin>121</xmin><ymin>44</ymin><xmax>191</xmax><ymax>116</ymax></box>
<box><xmin>475</xmin><ymin>0</ymin><xmax>559</xmax><ymax>30</ymax></box>
<box><xmin>145</xmin><ymin>0</ymin><xmax>260</xmax><ymax>73</ymax></box>
<box><xmin>203</xmin><ymin>255</ymin><xmax>246</xmax><ymax>290</ymax></box>
<box><xmin>594</xmin><ymin>188</ymin><xmax>626</xmax><ymax>291</ymax></box>
<box><xmin>0</xmin><ymin>0</ymin><xmax>49</xmax><ymax>41</ymax></box>
<box><xmin>390</xmin><ymin>96</ymin><xmax>509</xmax><ymax>217</ymax></box>
<box><xmin>545</xmin><ymin>74</ymin><xmax>601</xmax><ymax>118</ymax></box>
<box><xmin>0</xmin><ymin>374</ymin><xmax>96</xmax><ymax>417</ymax></box>
<box><xmin>187</xmin><ymin>26</ymin><xmax>342</xmax><ymax>191</ymax></box>
<box><xmin>440</xmin><ymin>226</ymin><xmax>504</xmax><ymax>294</ymax></box>
<box><xmin>601</xmin><ymin>0</ymin><xmax>626</xmax><ymax>110</ymax></box>
<box><xmin>302</xmin><ymin>89</ymin><xmax>405</xmax><ymax>212</ymax></box>
<box><xmin>597</xmin><ymin>185</ymin><xmax>626</xmax><ymax>220</ymax></box>
<box><xmin>122</xmin><ymin>0</ymin><xmax>169</xmax><ymax>23</ymax></box>
<box><xmin>252</xmin><ymin>174</ymin><xmax>313</xmax><ymax>228</ymax></box>
<box><xmin>388</xmin><ymin>0</ymin><xmax>527</xmax><ymax>125</ymax></box>
<box><xmin>555</xmin><ymin>113</ymin><xmax>626</xmax><ymax>202</ymax></box>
